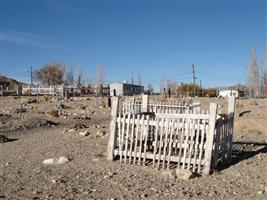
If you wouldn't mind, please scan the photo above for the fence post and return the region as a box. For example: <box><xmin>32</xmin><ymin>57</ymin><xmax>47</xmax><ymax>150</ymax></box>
<box><xmin>227</xmin><ymin>96</ymin><xmax>235</xmax><ymax>161</ymax></box>
<box><xmin>203</xmin><ymin>103</ymin><xmax>218</xmax><ymax>175</ymax></box>
<box><xmin>228</xmin><ymin>96</ymin><xmax>235</xmax><ymax>114</ymax></box>
<box><xmin>107</xmin><ymin>96</ymin><xmax>119</xmax><ymax>161</ymax></box>
<box><xmin>141</xmin><ymin>94</ymin><xmax>149</xmax><ymax>113</ymax></box>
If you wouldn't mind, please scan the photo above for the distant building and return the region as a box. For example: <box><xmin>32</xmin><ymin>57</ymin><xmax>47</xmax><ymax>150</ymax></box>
<box><xmin>218</xmin><ymin>89</ymin><xmax>245</xmax><ymax>98</ymax></box>
<box><xmin>110</xmin><ymin>82</ymin><xmax>144</xmax><ymax>96</ymax></box>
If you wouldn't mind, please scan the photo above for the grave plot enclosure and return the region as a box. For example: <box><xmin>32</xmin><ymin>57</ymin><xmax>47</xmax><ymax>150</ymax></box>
<box><xmin>107</xmin><ymin>95</ymin><xmax>235</xmax><ymax>175</ymax></box>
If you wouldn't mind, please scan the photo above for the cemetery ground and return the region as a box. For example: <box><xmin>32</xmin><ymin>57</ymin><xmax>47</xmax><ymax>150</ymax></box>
<box><xmin>0</xmin><ymin>96</ymin><xmax>266</xmax><ymax>200</ymax></box>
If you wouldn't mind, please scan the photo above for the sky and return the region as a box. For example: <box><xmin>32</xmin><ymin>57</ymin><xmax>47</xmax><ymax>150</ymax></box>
<box><xmin>0</xmin><ymin>0</ymin><xmax>266</xmax><ymax>90</ymax></box>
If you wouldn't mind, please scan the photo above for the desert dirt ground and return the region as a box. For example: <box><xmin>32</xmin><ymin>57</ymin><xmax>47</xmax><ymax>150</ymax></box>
<box><xmin>0</xmin><ymin>95</ymin><xmax>267</xmax><ymax>200</ymax></box>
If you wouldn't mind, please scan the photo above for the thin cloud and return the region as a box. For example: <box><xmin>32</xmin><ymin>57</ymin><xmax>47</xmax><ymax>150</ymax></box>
<box><xmin>0</xmin><ymin>30</ymin><xmax>69</xmax><ymax>51</ymax></box>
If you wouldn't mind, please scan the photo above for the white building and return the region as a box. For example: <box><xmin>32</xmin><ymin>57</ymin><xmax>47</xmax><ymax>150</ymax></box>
<box><xmin>110</xmin><ymin>82</ymin><xmax>144</xmax><ymax>96</ymax></box>
<box><xmin>218</xmin><ymin>89</ymin><xmax>244</xmax><ymax>98</ymax></box>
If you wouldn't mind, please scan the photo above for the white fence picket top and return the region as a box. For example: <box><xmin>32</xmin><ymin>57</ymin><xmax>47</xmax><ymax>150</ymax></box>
<box><xmin>107</xmin><ymin>95</ymin><xmax>235</xmax><ymax>175</ymax></box>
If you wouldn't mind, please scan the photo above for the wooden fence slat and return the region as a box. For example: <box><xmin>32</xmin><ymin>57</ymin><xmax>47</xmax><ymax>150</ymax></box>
<box><xmin>157</xmin><ymin>117</ymin><xmax>165</xmax><ymax>168</ymax></box>
<box><xmin>118</xmin><ymin>114</ymin><xmax>122</xmax><ymax>159</ymax></box>
<box><xmin>133</xmin><ymin>115</ymin><xmax>140</xmax><ymax>164</ymax></box>
<box><xmin>143</xmin><ymin>115</ymin><xmax>150</xmax><ymax>166</ymax></box>
<box><xmin>182</xmin><ymin>115</ymin><xmax>190</xmax><ymax>169</ymax></box>
<box><xmin>124</xmin><ymin>114</ymin><xmax>131</xmax><ymax>163</ymax></box>
<box><xmin>177</xmin><ymin>117</ymin><xmax>185</xmax><ymax>169</ymax></box>
<box><xmin>138</xmin><ymin>115</ymin><xmax>145</xmax><ymax>165</ymax></box>
<box><xmin>193</xmin><ymin>119</ymin><xmax>200</xmax><ymax>172</ymax></box>
<box><xmin>167</xmin><ymin>117</ymin><xmax>175</xmax><ymax>169</ymax></box>
<box><xmin>162</xmin><ymin>117</ymin><xmax>170</xmax><ymax>169</ymax></box>
<box><xmin>120</xmin><ymin>113</ymin><xmax>126</xmax><ymax>163</ymax></box>
<box><xmin>187</xmin><ymin>117</ymin><xmax>196</xmax><ymax>170</ymax></box>
<box><xmin>129</xmin><ymin>114</ymin><xmax>135</xmax><ymax>164</ymax></box>
<box><xmin>152</xmin><ymin>117</ymin><xmax>160</xmax><ymax>167</ymax></box>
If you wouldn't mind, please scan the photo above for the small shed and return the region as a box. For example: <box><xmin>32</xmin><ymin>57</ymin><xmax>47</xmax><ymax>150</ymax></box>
<box><xmin>218</xmin><ymin>89</ymin><xmax>244</xmax><ymax>98</ymax></box>
<box><xmin>110</xmin><ymin>82</ymin><xmax>144</xmax><ymax>96</ymax></box>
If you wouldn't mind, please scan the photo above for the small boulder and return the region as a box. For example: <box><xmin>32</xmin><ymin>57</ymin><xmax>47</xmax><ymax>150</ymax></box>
<box><xmin>0</xmin><ymin>135</ymin><xmax>8</xmax><ymax>143</ymax></box>
<box><xmin>47</xmin><ymin>110</ymin><xmax>59</xmax><ymax>118</ymax></box>
<box><xmin>43</xmin><ymin>156</ymin><xmax>70</xmax><ymax>165</ymax></box>
<box><xmin>79</xmin><ymin>129</ymin><xmax>90</xmax><ymax>136</ymax></box>
<box><xmin>161</xmin><ymin>170</ymin><xmax>177</xmax><ymax>179</ymax></box>
<box><xmin>175</xmin><ymin>169</ymin><xmax>194</xmax><ymax>180</ymax></box>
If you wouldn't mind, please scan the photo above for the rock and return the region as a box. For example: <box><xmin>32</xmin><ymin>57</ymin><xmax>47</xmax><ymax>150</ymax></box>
<box><xmin>175</xmin><ymin>169</ymin><xmax>194</xmax><ymax>180</ymax></box>
<box><xmin>74</xmin><ymin>123</ymin><xmax>87</xmax><ymax>129</ymax></box>
<box><xmin>66</xmin><ymin>128</ymin><xmax>76</xmax><ymax>134</ymax></box>
<box><xmin>43</xmin><ymin>156</ymin><xmax>70</xmax><ymax>165</ymax></box>
<box><xmin>27</xmin><ymin>99</ymin><xmax>38</xmax><ymax>104</ymax></box>
<box><xmin>47</xmin><ymin>110</ymin><xmax>59</xmax><ymax>117</ymax></box>
<box><xmin>96</xmin><ymin>129</ymin><xmax>106</xmax><ymax>137</ymax></box>
<box><xmin>0</xmin><ymin>135</ymin><xmax>8</xmax><ymax>143</ymax></box>
<box><xmin>161</xmin><ymin>170</ymin><xmax>177</xmax><ymax>179</ymax></box>
<box><xmin>257</xmin><ymin>191</ymin><xmax>263</xmax><ymax>195</ymax></box>
<box><xmin>79</xmin><ymin>130</ymin><xmax>90</xmax><ymax>136</ymax></box>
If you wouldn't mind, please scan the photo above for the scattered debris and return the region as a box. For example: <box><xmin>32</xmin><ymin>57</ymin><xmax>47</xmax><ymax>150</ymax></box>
<box><xmin>79</xmin><ymin>129</ymin><xmax>90</xmax><ymax>136</ymax></box>
<box><xmin>27</xmin><ymin>99</ymin><xmax>38</xmax><ymax>104</ymax></box>
<box><xmin>43</xmin><ymin>156</ymin><xmax>70</xmax><ymax>165</ymax></box>
<box><xmin>74</xmin><ymin>123</ymin><xmax>88</xmax><ymax>129</ymax></box>
<box><xmin>39</xmin><ymin>120</ymin><xmax>59</xmax><ymax>127</ymax></box>
<box><xmin>47</xmin><ymin>110</ymin><xmax>59</xmax><ymax>118</ymax></box>
<box><xmin>96</xmin><ymin>129</ymin><xmax>106</xmax><ymax>137</ymax></box>
<box><xmin>16</xmin><ymin>108</ymin><xmax>27</xmax><ymax>114</ymax></box>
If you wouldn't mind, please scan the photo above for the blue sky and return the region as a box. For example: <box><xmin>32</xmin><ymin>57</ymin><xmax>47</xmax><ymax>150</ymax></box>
<box><xmin>0</xmin><ymin>0</ymin><xmax>266</xmax><ymax>90</ymax></box>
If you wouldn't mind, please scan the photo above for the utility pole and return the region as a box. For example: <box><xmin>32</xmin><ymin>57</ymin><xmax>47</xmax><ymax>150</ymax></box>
<box><xmin>192</xmin><ymin>64</ymin><xmax>196</xmax><ymax>96</ymax></box>
<box><xmin>131</xmin><ymin>72</ymin><xmax>134</xmax><ymax>85</ymax></box>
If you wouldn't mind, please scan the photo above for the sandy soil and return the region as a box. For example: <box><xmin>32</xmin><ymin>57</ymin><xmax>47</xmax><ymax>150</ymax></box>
<box><xmin>0</xmin><ymin>96</ymin><xmax>266</xmax><ymax>200</ymax></box>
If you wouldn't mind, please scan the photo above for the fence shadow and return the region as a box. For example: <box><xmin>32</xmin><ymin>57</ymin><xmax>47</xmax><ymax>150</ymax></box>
<box><xmin>217</xmin><ymin>141</ymin><xmax>267</xmax><ymax>171</ymax></box>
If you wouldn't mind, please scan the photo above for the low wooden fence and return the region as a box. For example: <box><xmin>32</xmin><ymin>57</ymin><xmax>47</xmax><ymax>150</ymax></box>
<box><xmin>107</xmin><ymin>95</ymin><xmax>235</xmax><ymax>175</ymax></box>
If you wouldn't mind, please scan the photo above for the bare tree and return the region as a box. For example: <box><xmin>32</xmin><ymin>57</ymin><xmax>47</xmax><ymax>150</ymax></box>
<box><xmin>147</xmin><ymin>83</ymin><xmax>154</xmax><ymax>93</ymax></box>
<box><xmin>85</xmin><ymin>75</ymin><xmax>93</xmax><ymax>87</ymax></box>
<box><xmin>33</xmin><ymin>61</ymin><xmax>65</xmax><ymax>86</ymax></box>
<box><xmin>64</xmin><ymin>65</ymin><xmax>74</xmax><ymax>86</ymax></box>
<box><xmin>96</xmin><ymin>65</ymin><xmax>105</xmax><ymax>86</ymax></box>
<box><xmin>165</xmin><ymin>80</ymin><xmax>177</xmax><ymax>95</ymax></box>
<box><xmin>75</xmin><ymin>65</ymin><xmax>82</xmax><ymax>87</ymax></box>
<box><xmin>247</xmin><ymin>48</ymin><xmax>260</xmax><ymax>97</ymax></box>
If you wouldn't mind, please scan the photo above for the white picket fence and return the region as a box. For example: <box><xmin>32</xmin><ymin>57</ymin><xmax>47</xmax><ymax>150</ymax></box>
<box><xmin>107</xmin><ymin>95</ymin><xmax>235</xmax><ymax>175</ymax></box>
<box><xmin>122</xmin><ymin>96</ymin><xmax>200</xmax><ymax>115</ymax></box>
<box><xmin>22</xmin><ymin>86</ymin><xmax>64</xmax><ymax>96</ymax></box>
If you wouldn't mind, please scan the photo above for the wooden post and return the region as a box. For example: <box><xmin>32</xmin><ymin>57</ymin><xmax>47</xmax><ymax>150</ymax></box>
<box><xmin>227</xmin><ymin>96</ymin><xmax>235</xmax><ymax>160</ymax></box>
<box><xmin>203</xmin><ymin>103</ymin><xmax>217</xmax><ymax>175</ymax></box>
<box><xmin>141</xmin><ymin>94</ymin><xmax>149</xmax><ymax>113</ymax></box>
<box><xmin>107</xmin><ymin>96</ymin><xmax>119</xmax><ymax>161</ymax></box>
